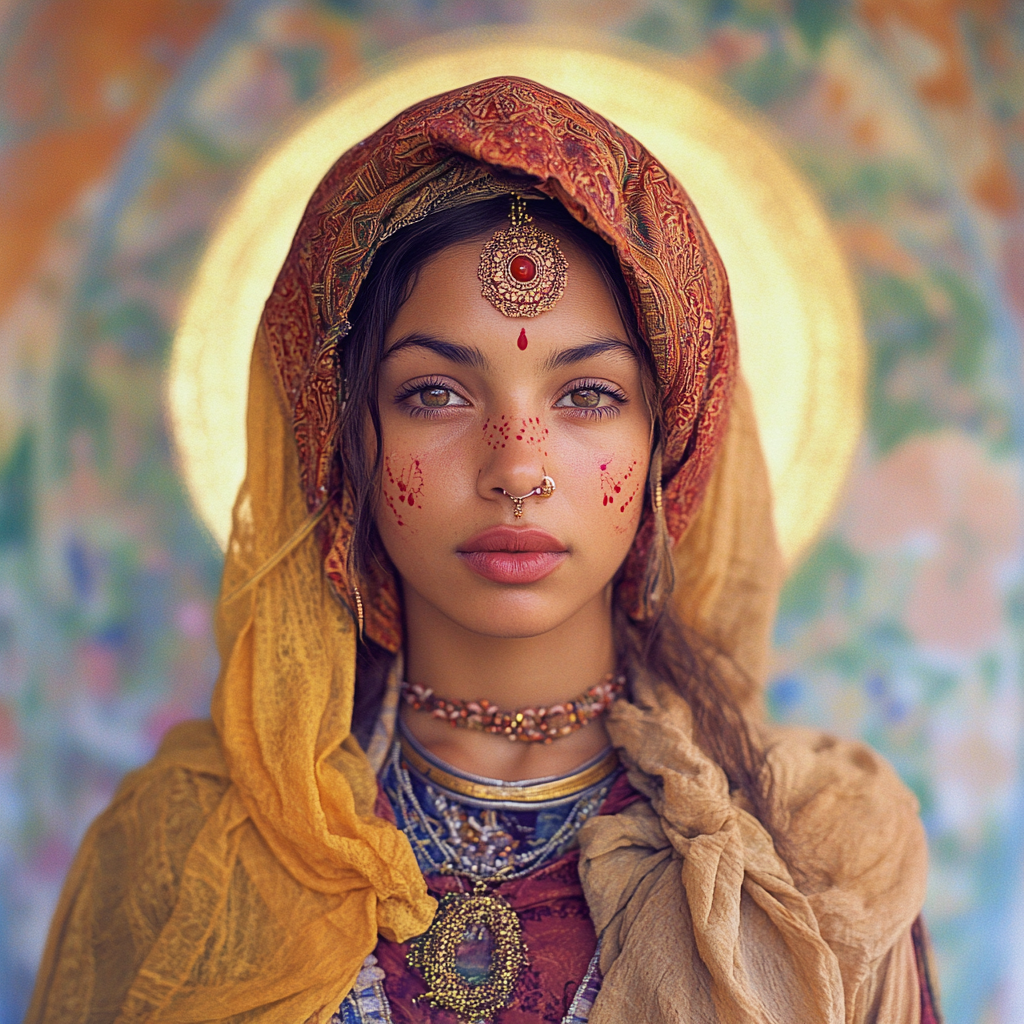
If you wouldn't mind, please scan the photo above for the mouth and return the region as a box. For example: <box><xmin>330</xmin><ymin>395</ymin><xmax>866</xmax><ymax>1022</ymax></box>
<box><xmin>457</xmin><ymin>526</ymin><xmax>568</xmax><ymax>585</ymax></box>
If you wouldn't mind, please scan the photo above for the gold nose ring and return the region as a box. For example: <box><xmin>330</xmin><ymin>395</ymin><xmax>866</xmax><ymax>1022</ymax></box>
<box><xmin>501</xmin><ymin>474</ymin><xmax>555</xmax><ymax>518</ymax></box>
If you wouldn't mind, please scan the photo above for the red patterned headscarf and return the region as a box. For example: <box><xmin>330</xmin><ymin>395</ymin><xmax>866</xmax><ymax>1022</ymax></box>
<box><xmin>261</xmin><ymin>76</ymin><xmax>737</xmax><ymax>648</ymax></box>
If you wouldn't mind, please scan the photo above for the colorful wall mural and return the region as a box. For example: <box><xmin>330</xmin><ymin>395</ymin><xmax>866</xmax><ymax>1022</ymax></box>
<box><xmin>1</xmin><ymin>1</ymin><xmax>1023</xmax><ymax>1021</ymax></box>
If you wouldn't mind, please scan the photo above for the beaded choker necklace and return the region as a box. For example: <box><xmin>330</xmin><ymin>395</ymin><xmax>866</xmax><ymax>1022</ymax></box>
<box><xmin>401</xmin><ymin>673</ymin><xmax>626</xmax><ymax>743</ymax></box>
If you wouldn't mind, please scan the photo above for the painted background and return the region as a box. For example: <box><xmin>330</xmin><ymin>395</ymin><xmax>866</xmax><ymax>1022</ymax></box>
<box><xmin>1</xmin><ymin>1</ymin><xmax>1023</xmax><ymax>1021</ymax></box>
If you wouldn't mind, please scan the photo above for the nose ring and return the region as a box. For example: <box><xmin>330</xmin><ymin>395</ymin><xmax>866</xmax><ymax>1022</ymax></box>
<box><xmin>502</xmin><ymin>474</ymin><xmax>555</xmax><ymax>518</ymax></box>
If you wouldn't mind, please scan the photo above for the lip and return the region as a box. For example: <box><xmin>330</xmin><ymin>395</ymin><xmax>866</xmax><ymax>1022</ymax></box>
<box><xmin>458</xmin><ymin>526</ymin><xmax>568</xmax><ymax>585</ymax></box>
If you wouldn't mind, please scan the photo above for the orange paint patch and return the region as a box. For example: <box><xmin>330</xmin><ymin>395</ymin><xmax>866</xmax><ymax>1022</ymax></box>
<box><xmin>971</xmin><ymin>156</ymin><xmax>1019</xmax><ymax>216</ymax></box>
<box><xmin>0</xmin><ymin>0</ymin><xmax>228</xmax><ymax>313</ymax></box>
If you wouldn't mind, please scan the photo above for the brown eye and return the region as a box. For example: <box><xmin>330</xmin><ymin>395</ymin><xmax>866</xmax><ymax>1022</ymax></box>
<box><xmin>570</xmin><ymin>389</ymin><xmax>601</xmax><ymax>408</ymax></box>
<box><xmin>421</xmin><ymin>387</ymin><xmax>451</xmax><ymax>407</ymax></box>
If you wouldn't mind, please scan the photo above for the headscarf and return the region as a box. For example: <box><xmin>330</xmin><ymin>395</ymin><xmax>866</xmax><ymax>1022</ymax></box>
<box><xmin>26</xmin><ymin>78</ymin><xmax>927</xmax><ymax>1024</ymax></box>
<box><xmin>261</xmin><ymin>75</ymin><xmax>735</xmax><ymax>648</ymax></box>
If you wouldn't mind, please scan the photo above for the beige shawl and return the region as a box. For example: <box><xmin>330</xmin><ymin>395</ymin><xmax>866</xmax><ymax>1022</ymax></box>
<box><xmin>578</xmin><ymin>382</ymin><xmax>928</xmax><ymax>1024</ymax></box>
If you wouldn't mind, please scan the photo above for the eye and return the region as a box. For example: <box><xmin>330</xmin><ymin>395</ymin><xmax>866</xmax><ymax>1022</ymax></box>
<box><xmin>568</xmin><ymin>389</ymin><xmax>600</xmax><ymax>408</ymax></box>
<box><xmin>554</xmin><ymin>380</ymin><xmax>627</xmax><ymax>416</ymax></box>
<box><xmin>421</xmin><ymin>386</ymin><xmax>456</xmax><ymax>407</ymax></box>
<box><xmin>395</xmin><ymin>378</ymin><xmax>471</xmax><ymax>414</ymax></box>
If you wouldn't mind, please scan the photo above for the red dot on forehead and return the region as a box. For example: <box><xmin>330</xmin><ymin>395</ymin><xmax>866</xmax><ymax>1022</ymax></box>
<box><xmin>509</xmin><ymin>255</ymin><xmax>536</xmax><ymax>282</ymax></box>
<box><xmin>517</xmin><ymin>328</ymin><xmax>528</xmax><ymax>351</ymax></box>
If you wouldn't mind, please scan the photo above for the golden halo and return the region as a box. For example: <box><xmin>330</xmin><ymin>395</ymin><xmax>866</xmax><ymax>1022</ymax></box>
<box><xmin>167</xmin><ymin>30</ymin><xmax>864</xmax><ymax>568</ymax></box>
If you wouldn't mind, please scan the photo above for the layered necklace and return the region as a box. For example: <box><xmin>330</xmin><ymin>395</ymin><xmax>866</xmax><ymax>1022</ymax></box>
<box><xmin>389</xmin><ymin>708</ymin><xmax>621</xmax><ymax>1023</ymax></box>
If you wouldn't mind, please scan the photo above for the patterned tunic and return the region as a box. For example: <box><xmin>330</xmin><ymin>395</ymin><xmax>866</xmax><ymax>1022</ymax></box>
<box><xmin>334</xmin><ymin>735</ymin><xmax>630</xmax><ymax>1024</ymax></box>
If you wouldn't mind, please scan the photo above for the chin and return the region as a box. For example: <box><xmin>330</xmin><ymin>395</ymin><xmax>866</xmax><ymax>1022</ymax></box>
<box><xmin>436</xmin><ymin>594</ymin><xmax>586</xmax><ymax>640</ymax></box>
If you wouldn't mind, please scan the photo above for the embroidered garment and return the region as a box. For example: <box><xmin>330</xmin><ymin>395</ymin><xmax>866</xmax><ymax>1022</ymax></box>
<box><xmin>334</xmin><ymin>956</ymin><xmax>393</xmax><ymax>1024</ymax></box>
<box><xmin>362</xmin><ymin>759</ymin><xmax>640</xmax><ymax>1024</ymax></box>
<box><xmin>336</xmin><ymin>927</ymin><xmax>942</xmax><ymax>1024</ymax></box>
<box><xmin>382</xmin><ymin>726</ymin><xmax>619</xmax><ymax>879</ymax></box>
<box><xmin>340</xmin><ymin>740</ymin><xmax>944</xmax><ymax>1024</ymax></box>
<box><xmin>335</xmin><ymin>947</ymin><xmax>604</xmax><ymax>1024</ymax></box>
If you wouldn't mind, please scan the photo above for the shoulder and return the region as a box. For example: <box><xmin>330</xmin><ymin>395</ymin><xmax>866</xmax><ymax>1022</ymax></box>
<box><xmin>63</xmin><ymin>718</ymin><xmax>231</xmax><ymax>923</ymax></box>
<box><xmin>103</xmin><ymin>719</ymin><xmax>230</xmax><ymax>841</ymax></box>
<box><xmin>759</xmin><ymin>724</ymin><xmax>928</xmax><ymax>946</ymax></box>
<box><xmin>759</xmin><ymin>724</ymin><xmax>922</xmax><ymax>838</ymax></box>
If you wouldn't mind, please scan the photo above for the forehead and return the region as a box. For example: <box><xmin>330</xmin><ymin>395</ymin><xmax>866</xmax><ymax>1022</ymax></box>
<box><xmin>387</xmin><ymin>232</ymin><xmax>630</xmax><ymax>350</ymax></box>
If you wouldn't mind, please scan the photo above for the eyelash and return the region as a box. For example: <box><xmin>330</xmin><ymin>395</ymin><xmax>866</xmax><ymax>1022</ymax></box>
<box><xmin>555</xmin><ymin>379</ymin><xmax>629</xmax><ymax>420</ymax></box>
<box><xmin>394</xmin><ymin>377</ymin><xmax>468</xmax><ymax>418</ymax></box>
<box><xmin>393</xmin><ymin>377</ymin><xmax>629</xmax><ymax>420</ymax></box>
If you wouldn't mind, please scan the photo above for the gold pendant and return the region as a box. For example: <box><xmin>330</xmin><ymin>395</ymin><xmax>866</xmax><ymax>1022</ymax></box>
<box><xmin>408</xmin><ymin>879</ymin><xmax>528</xmax><ymax>1023</ymax></box>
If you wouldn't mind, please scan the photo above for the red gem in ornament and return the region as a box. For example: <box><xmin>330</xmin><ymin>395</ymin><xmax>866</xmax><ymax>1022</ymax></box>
<box><xmin>517</xmin><ymin>329</ymin><xmax>528</xmax><ymax>351</ymax></box>
<box><xmin>509</xmin><ymin>255</ymin><xmax>537</xmax><ymax>282</ymax></box>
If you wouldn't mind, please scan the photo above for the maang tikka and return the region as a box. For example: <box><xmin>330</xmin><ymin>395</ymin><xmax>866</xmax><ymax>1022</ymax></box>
<box><xmin>478</xmin><ymin>195</ymin><xmax>568</xmax><ymax>317</ymax></box>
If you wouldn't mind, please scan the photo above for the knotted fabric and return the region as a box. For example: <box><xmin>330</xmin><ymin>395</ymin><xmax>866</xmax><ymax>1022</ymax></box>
<box><xmin>579</xmin><ymin>670</ymin><xmax>927</xmax><ymax>1024</ymax></box>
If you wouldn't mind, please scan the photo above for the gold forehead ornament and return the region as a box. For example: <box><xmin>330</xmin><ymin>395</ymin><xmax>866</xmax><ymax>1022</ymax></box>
<box><xmin>478</xmin><ymin>195</ymin><xmax>568</xmax><ymax>317</ymax></box>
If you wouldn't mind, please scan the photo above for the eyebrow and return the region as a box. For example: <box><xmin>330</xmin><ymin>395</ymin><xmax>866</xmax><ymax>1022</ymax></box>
<box><xmin>383</xmin><ymin>333</ymin><xmax>635</xmax><ymax>371</ymax></box>
<box><xmin>383</xmin><ymin>333</ymin><xmax>488</xmax><ymax>369</ymax></box>
<box><xmin>543</xmin><ymin>338</ymin><xmax>635</xmax><ymax>370</ymax></box>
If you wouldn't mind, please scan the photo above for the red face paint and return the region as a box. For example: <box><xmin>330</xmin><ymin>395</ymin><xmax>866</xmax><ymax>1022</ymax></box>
<box><xmin>517</xmin><ymin>328</ymin><xmax>528</xmax><ymax>351</ymax></box>
<box><xmin>600</xmin><ymin>457</ymin><xmax>639</xmax><ymax>512</ymax></box>
<box><xmin>383</xmin><ymin>455</ymin><xmax>424</xmax><ymax>526</ymax></box>
<box><xmin>512</xmin><ymin>417</ymin><xmax>549</xmax><ymax>456</ymax></box>
<box><xmin>482</xmin><ymin>416</ymin><xmax>511</xmax><ymax>449</ymax></box>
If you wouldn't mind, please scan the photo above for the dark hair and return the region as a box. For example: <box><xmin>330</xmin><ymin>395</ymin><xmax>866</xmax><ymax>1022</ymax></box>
<box><xmin>338</xmin><ymin>194</ymin><xmax>767</xmax><ymax>817</ymax></box>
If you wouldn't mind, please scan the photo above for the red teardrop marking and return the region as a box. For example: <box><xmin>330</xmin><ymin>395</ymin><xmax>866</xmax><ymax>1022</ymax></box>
<box><xmin>517</xmin><ymin>328</ymin><xmax>528</xmax><ymax>351</ymax></box>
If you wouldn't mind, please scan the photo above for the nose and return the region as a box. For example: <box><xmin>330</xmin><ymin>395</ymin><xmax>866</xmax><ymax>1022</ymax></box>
<box><xmin>476</xmin><ymin>417</ymin><xmax>553</xmax><ymax>512</ymax></box>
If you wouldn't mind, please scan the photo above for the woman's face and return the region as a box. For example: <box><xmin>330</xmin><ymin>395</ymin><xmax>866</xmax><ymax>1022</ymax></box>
<box><xmin>373</xmin><ymin>232</ymin><xmax>652</xmax><ymax>639</ymax></box>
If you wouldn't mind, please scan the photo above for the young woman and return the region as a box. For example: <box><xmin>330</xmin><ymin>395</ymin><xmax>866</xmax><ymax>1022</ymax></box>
<box><xmin>27</xmin><ymin>78</ymin><xmax>939</xmax><ymax>1024</ymax></box>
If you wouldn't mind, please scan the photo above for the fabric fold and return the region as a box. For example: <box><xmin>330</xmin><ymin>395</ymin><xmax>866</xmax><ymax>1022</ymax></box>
<box><xmin>578</xmin><ymin>673</ymin><xmax>926</xmax><ymax>1024</ymax></box>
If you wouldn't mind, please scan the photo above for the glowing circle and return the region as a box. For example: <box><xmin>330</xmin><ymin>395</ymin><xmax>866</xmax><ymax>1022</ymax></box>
<box><xmin>167</xmin><ymin>30</ymin><xmax>865</xmax><ymax>568</ymax></box>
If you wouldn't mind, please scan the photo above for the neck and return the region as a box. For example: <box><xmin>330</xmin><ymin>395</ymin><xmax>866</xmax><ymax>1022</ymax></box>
<box><xmin>400</xmin><ymin>585</ymin><xmax>617</xmax><ymax>782</ymax></box>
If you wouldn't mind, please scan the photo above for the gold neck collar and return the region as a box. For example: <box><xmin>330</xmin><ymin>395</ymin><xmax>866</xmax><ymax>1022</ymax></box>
<box><xmin>397</xmin><ymin>725</ymin><xmax>619</xmax><ymax>807</ymax></box>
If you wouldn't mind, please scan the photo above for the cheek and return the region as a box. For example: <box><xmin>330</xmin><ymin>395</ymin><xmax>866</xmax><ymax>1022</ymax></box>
<box><xmin>482</xmin><ymin>416</ymin><xmax>511</xmax><ymax>449</ymax></box>
<box><xmin>381</xmin><ymin>454</ymin><xmax>425</xmax><ymax>528</ymax></box>
<box><xmin>597</xmin><ymin>456</ymin><xmax>642</xmax><ymax>515</ymax></box>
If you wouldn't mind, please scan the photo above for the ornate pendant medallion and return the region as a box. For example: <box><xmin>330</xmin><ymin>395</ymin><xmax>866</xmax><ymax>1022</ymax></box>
<box><xmin>408</xmin><ymin>879</ymin><xmax>528</xmax><ymax>1023</ymax></box>
<box><xmin>478</xmin><ymin>195</ymin><xmax>568</xmax><ymax>318</ymax></box>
